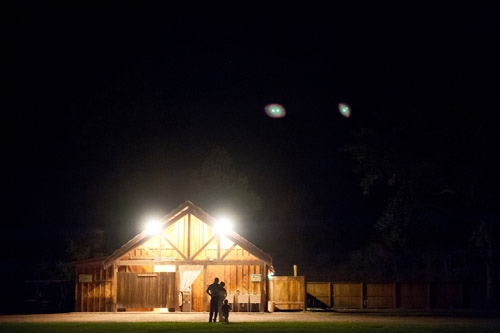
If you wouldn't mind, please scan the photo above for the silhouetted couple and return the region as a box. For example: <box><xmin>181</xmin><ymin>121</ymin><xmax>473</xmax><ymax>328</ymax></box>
<box><xmin>206</xmin><ymin>277</ymin><xmax>230</xmax><ymax>322</ymax></box>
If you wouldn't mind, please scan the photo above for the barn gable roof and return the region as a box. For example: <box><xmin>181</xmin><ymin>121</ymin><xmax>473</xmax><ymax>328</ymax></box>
<box><xmin>103</xmin><ymin>200</ymin><xmax>272</xmax><ymax>268</ymax></box>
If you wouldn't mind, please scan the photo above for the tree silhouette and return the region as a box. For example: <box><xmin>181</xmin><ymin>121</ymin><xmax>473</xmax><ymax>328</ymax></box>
<box><xmin>188</xmin><ymin>147</ymin><xmax>261</xmax><ymax>226</ymax></box>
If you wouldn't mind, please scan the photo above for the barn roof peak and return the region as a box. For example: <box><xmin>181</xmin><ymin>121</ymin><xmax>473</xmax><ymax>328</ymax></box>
<box><xmin>102</xmin><ymin>200</ymin><xmax>272</xmax><ymax>268</ymax></box>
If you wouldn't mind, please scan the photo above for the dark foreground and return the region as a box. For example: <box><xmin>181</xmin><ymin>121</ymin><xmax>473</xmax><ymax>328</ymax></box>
<box><xmin>1</xmin><ymin>321</ymin><xmax>499</xmax><ymax>333</ymax></box>
<box><xmin>1</xmin><ymin>311</ymin><xmax>499</xmax><ymax>332</ymax></box>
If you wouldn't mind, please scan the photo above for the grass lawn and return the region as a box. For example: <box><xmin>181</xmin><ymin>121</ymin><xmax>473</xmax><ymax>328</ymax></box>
<box><xmin>0</xmin><ymin>322</ymin><xmax>499</xmax><ymax>332</ymax></box>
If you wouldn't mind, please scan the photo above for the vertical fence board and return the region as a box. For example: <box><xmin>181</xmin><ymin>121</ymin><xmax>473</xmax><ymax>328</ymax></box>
<box><xmin>333</xmin><ymin>283</ymin><xmax>363</xmax><ymax>309</ymax></box>
<box><xmin>268</xmin><ymin>276</ymin><xmax>305</xmax><ymax>310</ymax></box>
<box><xmin>307</xmin><ymin>282</ymin><xmax>332</xmax><ymax>308</ymax></box>
<box><xmin>366</xmin><ymin>283</ymin><xmax>395</xmax><ymax>309</ymax></box>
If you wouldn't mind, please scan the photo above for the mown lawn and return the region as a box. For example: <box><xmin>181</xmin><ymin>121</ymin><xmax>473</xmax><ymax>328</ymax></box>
<box><xmin>0</xmin><ymin>322</ymin><xmax>499</xmax><ymax>333</ymax></box>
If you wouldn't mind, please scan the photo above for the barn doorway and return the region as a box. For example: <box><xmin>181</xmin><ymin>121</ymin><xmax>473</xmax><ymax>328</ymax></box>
<box><xmin>117</xmin><ymin>272</ymin><xmax>176</xmax><ymax>310</ymax></box>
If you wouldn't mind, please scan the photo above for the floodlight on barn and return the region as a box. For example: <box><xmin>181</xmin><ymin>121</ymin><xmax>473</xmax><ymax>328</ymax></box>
<box><xmin>145</xmin><ymin>219</ymin><xmax>162</xmax><ymax>235</ymax></box>
<box><xmin>215</xmin><ymin>217</ymin><xmax>233</xmax><ymax>235</ymax></box>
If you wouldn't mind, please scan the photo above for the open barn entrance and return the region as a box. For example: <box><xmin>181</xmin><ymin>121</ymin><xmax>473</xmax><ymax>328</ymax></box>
<box><xmin>117</xmin><ymin>272</ymin><xmax>175</xmax><ymax>310</ymax></box>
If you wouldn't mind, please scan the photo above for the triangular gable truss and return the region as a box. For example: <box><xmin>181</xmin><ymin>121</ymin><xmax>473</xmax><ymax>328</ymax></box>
<box><xmin>103</xmin><ymin>201</ymin><xmax>272</xmax><ymax>268</ymax></box>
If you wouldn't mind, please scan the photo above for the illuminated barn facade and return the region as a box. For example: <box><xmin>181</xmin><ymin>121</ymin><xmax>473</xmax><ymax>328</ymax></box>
<box><xmin>74</xmin><ymin>201</ymin><xmax>272</xmax><ymax>312</ymax></box>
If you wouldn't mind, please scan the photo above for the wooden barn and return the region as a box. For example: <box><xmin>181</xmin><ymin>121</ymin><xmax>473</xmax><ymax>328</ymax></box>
<box><xmin>74</xmin><ymin>200</ymin><xmax>273</xmax><ymax>312</ymax></box>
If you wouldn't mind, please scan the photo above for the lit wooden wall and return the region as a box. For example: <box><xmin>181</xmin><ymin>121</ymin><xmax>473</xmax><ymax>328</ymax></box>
<box><xmin>192</xmin><ymin>264</ymin><xmax>267</xmax><ymax>312</ymax></box>
<box><xmin>119</xmin><ymin>214</ymin><xmax>262</xmax><ymax>263</ymax></box>
<box><xmin>75</xmin><ymin>260</ymin><xmax>113</xmax><ymax>312</ymax></box>
<box><xmin>75</xmin><ymin>211</ymin><xmax>272</xmax><ymax>312</ymax></box>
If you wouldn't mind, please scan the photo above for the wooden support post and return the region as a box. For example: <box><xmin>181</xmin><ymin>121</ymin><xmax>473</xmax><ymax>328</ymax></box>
<box><xmin>203</xmin><ymin>264</ymin><xmax>207</xmax><ymax>311</ymax></box>
<box><xmin>92</xmin><ymin>264</ymin><xmax>96</xmax><ymax>312</ymax></box>
<box><xmin>260</xmin><ymin>264</ymin><xmax>265</xmax><ymax>312</ymax></box>
<box><xmin>84</xmin><ymin>265</ymin><xmax>88</xmax><ymax>312</ymax></box>
<box><xmin>303</xmin><ymin>276</ymin><xmax>307</xmax><ymax>311</ymax></box>
<box><xmin>175</xmin><ymin>264</ymin><xmax>180</xmax><ymax>311</ymax></box>
<box><xmin>329</xmin><ymin>282</ymin><xmax>333</xmax><ymax>309</ymax></box>
<box><xmin>269</xmin><ymin>275</ymin><xmax>274</xmax><ymax>307</ymax></box>
<box><xmin>77</xmin><ymin>267</ymin><xmax>82</xmax><ymax>312</ymax></box>
<box><xmin>112</xmin><ymin>263</ymin><xmax>118</xmax><ymax>312</ymax></box>
<box><xmin>187</xmin><ymin>214</ymin><xmax>191</xmax><ymax>259</ymax></box>
<box><xmin>98</xmin><ymin>266</ymin><xmax>102</xmax><ymax>311</ymax></box>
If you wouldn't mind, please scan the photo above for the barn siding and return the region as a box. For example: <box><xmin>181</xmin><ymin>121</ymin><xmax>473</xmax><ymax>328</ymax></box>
<box><xmin>191</xmin><ymin>264</ymin><xmax>264</xmax><ymax>312</ymax></box>
<box><xmin>74</xmin><ymin>203</ymin><xmax>272</xmax><ymax>312</ymax></box>
<box><xmin>75</xmin><ymin>260</ymin><xmax>114</xmax><ymax>312</ymax></box>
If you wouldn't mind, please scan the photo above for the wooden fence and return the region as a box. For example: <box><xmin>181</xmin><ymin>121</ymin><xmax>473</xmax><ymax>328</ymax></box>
<box><xmin>307</xmin><ymin>282</ymin><xmax>489</xmax><ymax>309</ymax></box>
<box><xmin>268</xmin><ymin>276</ymin><xmax>306</xmax><ymax>310</ymax></box>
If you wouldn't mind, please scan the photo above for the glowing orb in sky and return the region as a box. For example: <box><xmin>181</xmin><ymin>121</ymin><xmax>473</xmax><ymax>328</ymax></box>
<box><xmin>338</xmin><ymin>103</ymin><xmax>351</xmax><ymax>118</ymax></box>
<box><xmin>264</xmin><ymin>103</ymin><xmax>286</xmax><ymax>118</ymax></box>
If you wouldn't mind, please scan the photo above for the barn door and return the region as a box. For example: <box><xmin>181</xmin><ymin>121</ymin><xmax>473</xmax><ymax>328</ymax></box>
<box><xmin>117</xmin><ymin>272</ymin><xmax>175</xmax><ymax>309</ymax></box>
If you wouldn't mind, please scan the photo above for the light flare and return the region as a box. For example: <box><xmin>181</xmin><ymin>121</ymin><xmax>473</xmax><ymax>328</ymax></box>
<box><xmin>265</xmin><ymin>103</ymin><xmax>286</xmax><ymax>118</ymax></box>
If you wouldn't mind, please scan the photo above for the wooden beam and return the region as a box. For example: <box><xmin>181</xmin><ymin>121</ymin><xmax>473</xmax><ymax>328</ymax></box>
<box><xmin>273</xmin><ymin>301</ymin><xmax>305</xmax><ymax>305</ymax></box>
<box><xmin>161</xmin><ymin>235</ymin><xmax>187</xmax><ymax>260</ymax></box>
<box><xmin>103</xmin><ymin>208</ymin><xmax>190</xmax><ymax>268</ymax></box>
<box><xmin>190</xmin><ymin>234</ymin><xmax>216</xmax><ymax>260</ymax></box>
<box><xmin>217</xmin><ymin>236</ymin><xmax>221</xmax><ymax>260</ymax></box>
<box><xmin>116</xmin><ymin>259</ymin><xmax>265</xmax><ymax>266</ymax></box>
<box><xmin>142</xmin><ymin>246</ymin><xmax>157</xmax><ymax>259</ymax></box>
<box><xmin>189</xmin><ymin>207</ymin><xmax>272</xmax><ymax>264</ymax></box>
<box><xmin>187</xmin><ymin>214</ymin><xmax>191</xmax><ymax>259</ymax></box>
<box><xmin>220</xmin><ymin>242</ymin><xmax>238</xmax><ymax>260</ymax></box>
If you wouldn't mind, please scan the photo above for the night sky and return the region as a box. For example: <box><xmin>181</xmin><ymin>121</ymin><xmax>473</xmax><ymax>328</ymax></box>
<box><xmin>5</xmin><ymin>2</ymin><xmax>499</xmax><ymax>279</ymax></box>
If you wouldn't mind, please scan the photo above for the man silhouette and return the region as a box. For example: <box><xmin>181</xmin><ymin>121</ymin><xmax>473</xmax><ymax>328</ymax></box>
<box><xmin>206</xmin><ymin>277</ymin><xmax>220</xmax><ymax>322</ymax></box>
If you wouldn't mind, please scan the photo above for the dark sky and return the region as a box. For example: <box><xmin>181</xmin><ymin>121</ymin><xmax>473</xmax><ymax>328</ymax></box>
<box><xmin>6</xmin><ymin>2</ymin><xmax>499</xmax><ymax>274</ymax></box>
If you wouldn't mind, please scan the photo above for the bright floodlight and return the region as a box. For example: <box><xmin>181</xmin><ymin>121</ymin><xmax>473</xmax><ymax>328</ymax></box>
<box><xmin>214</xmin><ymin>217</ymin><xmax>233</xmax><ymax>235</ymax></box>
<box><xmin>145</xmin><ymin>219</ymin><xmax>162</xmax><ymax>235</ymax></box>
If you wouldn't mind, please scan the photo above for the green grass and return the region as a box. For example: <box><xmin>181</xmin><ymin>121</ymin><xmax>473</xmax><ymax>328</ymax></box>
<box><xmin>0</xmin><ymin>322</ymin><xmax>499</xmax><ymax>333</ymax></box>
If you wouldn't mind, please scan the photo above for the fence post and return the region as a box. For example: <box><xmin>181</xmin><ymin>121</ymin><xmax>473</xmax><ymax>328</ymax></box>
<box><xmin>331</xmin><ymin>282</ymin><xmax>335</xmax><ymax>309</ymax></box>
<box><xmin>329</xmin><ymin>282</ymin><xmax>333</xmax><ymax>309</ymax></box>
<box><xmin>303</xmin><ymin>276</ymin><xmax>307</xmax><ymax>311</ymax></box>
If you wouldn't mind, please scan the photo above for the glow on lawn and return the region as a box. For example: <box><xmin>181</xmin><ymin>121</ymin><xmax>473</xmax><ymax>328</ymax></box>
<box><xmin>338</xmin><ymin>102</ymin><xmax>351</xmax><ymax>118</ymax></box>
<box><xmin>214</xmin><ymin>217</ymin><xmax>233</xmax><ymax>235</ymax></box>
<box><xmin>264</xmin><ymin>103</ymin><xmax>286</xmax><ymax>118</ymax></box>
